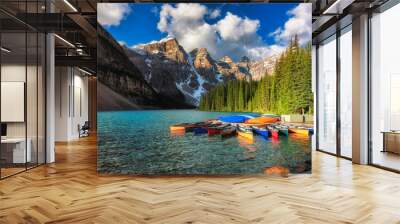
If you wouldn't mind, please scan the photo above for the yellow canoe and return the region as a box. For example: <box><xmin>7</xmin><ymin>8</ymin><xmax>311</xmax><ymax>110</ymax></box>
<box><xmin>245</xmin><ymin>117</ymin><xmax>280</xmax><ymax>124</ymax></box>
<box><xmin>237</xmin><ymin>130</ymin><xmax>254</xmax><ymax>140</ymax></box>
<box><xmin>288</xmin><ymin>128</ymin><xmax>309</xmax><ymax>136</ymax></box>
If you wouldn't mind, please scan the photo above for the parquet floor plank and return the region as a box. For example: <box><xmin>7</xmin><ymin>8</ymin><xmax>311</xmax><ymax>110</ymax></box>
<box><xmin>0</xmin><ymin>135</ymin><xmax>400</xmax><ymax>223</ymax></box>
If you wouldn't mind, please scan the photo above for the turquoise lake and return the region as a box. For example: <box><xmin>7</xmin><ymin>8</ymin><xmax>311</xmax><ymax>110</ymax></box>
<box><xmin>97</xmin><ymin>110</ymin><xmax>311</xmax><ymax>175</ymax></box>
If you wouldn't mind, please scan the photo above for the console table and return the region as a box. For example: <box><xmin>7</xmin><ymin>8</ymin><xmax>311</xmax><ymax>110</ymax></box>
<box><xmin>382</xmin><ymin>131</ymin><xmax>400</xmax><ymax>154</ymax></box>
<box><xmin>1</xmin><ymin>138</ymin><xmax>31</xmax><ymax>163</ymax></box>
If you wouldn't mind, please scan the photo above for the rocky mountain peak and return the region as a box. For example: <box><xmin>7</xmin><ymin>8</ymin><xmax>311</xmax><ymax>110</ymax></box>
<box><xmin>248</xmin><ymin>55</ymin><xmax>277</xmax><ymax>80</ymax></box>
<box><xmin>193</xmin><ymin>47</ymin><xmax>208</xmax><ymax>54</ymax></box>
<box><xmin>137</xmin><ymin>37</ymin><xmax>188</xmax><ymax>63</ymax></box>
<box><xmin>125</xmin><ymin>37</ymin><xmax>281</xmax><ymax>106</ymax></box>
<box><xmin>191</xmin><ymin>48</ymin><xmax>215</xmax><ymax>70</ymax></box>
<box><xmin>220</xmin><ymin>56</ymin><xmax>233</xmax><ymax>64</ymax></box>
<box><xmin>190</xmin><ymin>48</ymin><xmax>209</xmax><ymax>58</ymax></box>
<box><xmin>162</xmin><ymin>38</ymin><xmax>180</xmax><ymax>49</ymax></box>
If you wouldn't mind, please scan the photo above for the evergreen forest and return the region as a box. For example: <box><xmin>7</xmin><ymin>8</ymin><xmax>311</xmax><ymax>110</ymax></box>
<box><xmin>199</xmin><ymin>37</ymin><xmax>313</xmax><ymax>115</ymax></box>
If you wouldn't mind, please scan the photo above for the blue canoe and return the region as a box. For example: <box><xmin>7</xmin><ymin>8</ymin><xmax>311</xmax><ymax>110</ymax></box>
<box><xmin>218</xmin><ymin>115</ymin><xmax>254</xmax><ymax>123</ymax></box>
<box><xmin>252</xmin><ymin>126</ymin><xmax>269</xmax><ymax>138</ymax></box>
<box><xmin>193</xmin><ymin>127</ymin><xmax>208</xmax><ymax>134</ymax></box>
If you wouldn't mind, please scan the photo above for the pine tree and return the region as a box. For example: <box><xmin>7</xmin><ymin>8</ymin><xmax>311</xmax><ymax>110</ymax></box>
<box><xmin>198</xmin><ymin>40</ymin><xmax>313</xmax><ymax>114</ymax></box>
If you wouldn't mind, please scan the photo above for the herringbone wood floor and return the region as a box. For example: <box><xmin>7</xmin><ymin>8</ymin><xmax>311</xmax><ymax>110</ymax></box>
<box><xmin>1</xmin><ymin>135</ymin><xmax>400</xmax><ymax>224</ymax></box>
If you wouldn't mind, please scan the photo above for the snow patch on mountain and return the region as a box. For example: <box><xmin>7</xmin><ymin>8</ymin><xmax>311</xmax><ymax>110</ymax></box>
<box><xmin>133</xmin><ymin>36</ymin><xmax>176</xmax><ymax>48</ymax></box>
<box><xmin>131</xmin><ymin>47</ymin><xmax>146</xmax><ymax>56</ymax></box>
<box><xmin>175</xmin><ymin>77</ymin><xmax>198</xmax><ymax>106</ymax></box>
<box><xmin>193</xmin><ymin>73</ymin><xmax>206</xmax><ymax>101</ymax></box>
<box><xmin>187</xmin><ymin>53</ymin><xmax>206</xmax><ymax>105</ymax></box>
<box><xmin>145</xmin><ymin>58</ymin><xmax>152</xmax><ymax>66</ymax></box>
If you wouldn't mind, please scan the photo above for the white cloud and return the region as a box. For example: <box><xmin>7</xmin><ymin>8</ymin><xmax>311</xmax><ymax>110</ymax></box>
<box><xmin>158</xmin><ymin>3</ymin><xmax>208</xmax><ymax>33</ymax></box>
<box><xmin>271</xmin><ymin>4</ymin><xmax>312</xmax><ymax>45</ymax></box>
<box><xmin>98</xmin><ymin>3</ymin><xmax>131</xmax><ymax>27</ymax></box>
<box><xmin>209</xmin><ymin>9</ymin><xmax>221</xmax><ymax>19</ymax></box>
<box><xmin>157</xmin><ymin>4</ymin><xmax>218</xmax><ymax>56</ymax></box>
<box><xmin>215</xmin><ymin>12</ymin><xmax>259</xmax><ymax>42</ymax></box>
<box><xmin>156</xmin><ymin>3</ymin><xmax>292</xmax><ymax>61</ymax></box>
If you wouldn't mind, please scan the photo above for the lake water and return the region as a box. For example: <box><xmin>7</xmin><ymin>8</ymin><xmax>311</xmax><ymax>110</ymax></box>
<box><xmin>97</xmin><ymin>110</ymin><xmax>311</xmax><ymax>175</ymax></box>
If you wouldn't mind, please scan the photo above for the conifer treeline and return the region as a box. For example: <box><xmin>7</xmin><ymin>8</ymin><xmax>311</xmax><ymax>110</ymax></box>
<box><xmin>199</xmin><ymin>38</ymin><xmax>313</xmax><ymax>114</ymax></box>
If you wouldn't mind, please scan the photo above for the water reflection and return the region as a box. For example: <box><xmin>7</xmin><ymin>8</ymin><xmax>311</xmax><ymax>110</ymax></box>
<box><xmin>264</xmin><ymin>166</ymin><xmax>289</xmax><ymax>177</ymax></box>
<box><xmin>98</xmin><ymin>110</ymin><xmax>312</xmax><ymax>175</ymax></box>
<box><xmin>237</xmin><ymin>135</ymin><xmax>255</xmax><ymax>146</ymax></box>
<box><xmin>170</xmin><ymin>130</ymin><xmax>185</xmax><ymax>137</ymax></box>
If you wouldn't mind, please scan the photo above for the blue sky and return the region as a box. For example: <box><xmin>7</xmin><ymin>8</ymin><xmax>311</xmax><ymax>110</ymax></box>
<box><xmin>98</xmin><ymin>3</ymin><xmax>311</xmax><ymax>61</ymax></box>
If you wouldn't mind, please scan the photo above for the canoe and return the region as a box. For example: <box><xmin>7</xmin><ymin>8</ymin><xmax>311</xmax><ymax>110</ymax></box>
<box><xmin>221</xmin><ymin>126</ymin><xmax>237</xmax><ymax>138</ymax></box>
<box><xmin>288</xmin><ymin>127</ymin><xmax>309</xmax><ymax>136</ymax></box>
<box><xmin>208</xmin><ymin>124</ymin><xmax>229</xmax><ymax>136</ymax></box>
<box><xmin>218</xmin><ymin>115</ymin><xmax>254</xmax><ymax>123</ymax></box>
<box><xmin>237</xmin><ymin>125</ymin><xmax>254</xmax><ymax>140</ymax></box>
<box><xmin>245</xmin><ymin>117</ymin><xmax>280</xmax><ymax>125</ymax></box>
<box><xmin>193</xmin><ymin>127</ymin><xmax>208</xmax><ymax>134</ymax></box>
<box><xmin>169</xmin><ymin>123</ymin><xmax>199</xmax><ymax>132</ymax></box>
<box><xmin>170</xmin><ymin>125</ymin><xmax>186</xmax><ymax>132</ymax></box>
<box><xmin>208</xmin><ymin>128</ymin><xmax>221</xmax><ymax>135</ymax></box>
<box><xmin>252</xmin><ymin>126</ymin><xmax>269</xmax><ymax>138</ymax></box>
<box><xmin>274</xmin><ymin>125</ymin><xmax>289</xmax><ymax>136</ymax></box>
<box><xmin>267</xmin><ymin>126</ymin><xmax>279</xmax><ymax>138</ymax></box>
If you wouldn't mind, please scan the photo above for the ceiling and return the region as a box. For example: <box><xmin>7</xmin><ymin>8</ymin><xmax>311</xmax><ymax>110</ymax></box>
<box><xmin>311</xmin><ymin>0</ymin><xmax>390</xmax><ymax>43</ymax></box>
<box><xmin>0</xmin><ymin>0</ymin><xmax>394</xmax><ymax>73</ymax></box>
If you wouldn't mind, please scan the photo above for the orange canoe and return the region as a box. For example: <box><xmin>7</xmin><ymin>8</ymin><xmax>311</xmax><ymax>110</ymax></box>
<box><xmin>170</xmin><ymin>126</ymin><xmax>186</xmax><ymax>132</ymax></box>
<box><xmin>245</xmin><ymin>117</ymin><xmax>280</xmax><ymax>124</ymax></box>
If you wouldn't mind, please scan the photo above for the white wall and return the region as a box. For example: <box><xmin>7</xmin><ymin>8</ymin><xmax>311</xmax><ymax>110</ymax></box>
<box><xmin>1</xmin><ymin>65</ymin><xmax>26</xmax><ymax>132</ymax></box>
<box><xmin>72</xmin><ymin>73</ymin><xmax>89</xmax><ymax>138</ymax></box>
<box><xmin>1</xmin><ymin>63</ymin><xmax>46</xmax><ymax>164</ymax></box>
<box><xmin>1</xmin><ymin>64</ymin><xmax>26</xmax><ymax>139</ymax></box>
<box><xmin>55</xmin><ymin>67</ymin><xmax>89</xmax><ymax>141</ymax></box>
<box><xmin>0</xmin><ymin>65</ymin><xmax>37</xmax><ymax>138</ymax></box>
<box><xmin>1</xmin><ymin>64</ymin><xmax>26</xmax><ymax>81</ymax></box>
<box><xmin>55</xmin><ymin>66</ymin><xmax>70</xmax><ymax>141</ymax></box>
<box><xmin>1</xmin><ymin>82</ymin><xmax>25</xmax><ymax>122</ymax></box>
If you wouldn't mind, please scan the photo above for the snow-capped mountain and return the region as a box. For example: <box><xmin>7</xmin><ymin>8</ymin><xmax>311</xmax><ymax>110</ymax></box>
<box><xmin>124</xmin><ymin>38</ymin><xmax>277</xmax><ymax>106</ymax></box>
<box><xmin>97</xmin><ymin>27</ymin><xmax>192</xmax><ymax>111</ymax></box>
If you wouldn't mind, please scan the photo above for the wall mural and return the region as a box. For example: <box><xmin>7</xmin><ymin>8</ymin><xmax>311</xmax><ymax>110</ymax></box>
<box><xmin>97</xmin><ymin>3</ymin><xmax>313</xmax><ymax>175</ymax></box>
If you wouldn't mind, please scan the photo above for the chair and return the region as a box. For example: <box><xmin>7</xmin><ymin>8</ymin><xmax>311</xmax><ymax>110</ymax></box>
<box><xmin>79</xmin><ymin>121</ymin><xmax>90</xmax><ymax>138</ymax></box>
